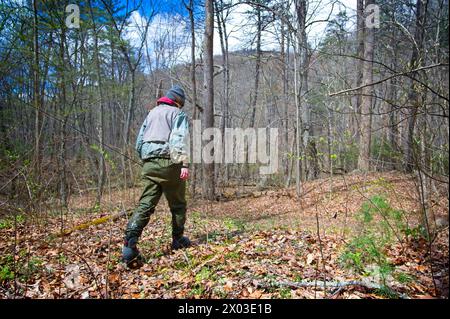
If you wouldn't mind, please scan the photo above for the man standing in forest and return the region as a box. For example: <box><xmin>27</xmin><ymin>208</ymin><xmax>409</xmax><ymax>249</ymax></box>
<box><xmin>122</xmin><ymin>85</ymin><xmax>191</xmax><ymax>269</ymax></box>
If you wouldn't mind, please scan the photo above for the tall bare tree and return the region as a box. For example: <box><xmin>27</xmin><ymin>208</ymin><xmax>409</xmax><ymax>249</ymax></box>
<box><xmin>403</xmin><ymin>0</ymin><xmax>429</xmax><ymax>172</ymax></box>
<box><xmin>33</xmin><ymin>0</ymin><xmax>42</xmax><ymax>183</ymax></box>
<box><xmin>354</xmin><ymin>0</ymin><xmax>365</xmax><ymax>141</ymax></box>
<box><xmin>357</xmin><ymin>0</ymin><xmax>375</xmax><ymax>171</ymax></box>
<box><xmin>202</xmin><ymin>0</ymin><xmax>215</xmax><ymax>200</ymax></box>
<box><xmin>88</xmin><ymin>0</ymin><xmax>106</xmax><ymax>205</ymax></box>
<box><xmin>215</xmin><ymin>0</ymin><xmax>231</xmax><ymax>183</ymax></box>
<box><xmin>185</xmin><ymin>0</ymin><xmax>200</xmax><ymax>196</ymax></box>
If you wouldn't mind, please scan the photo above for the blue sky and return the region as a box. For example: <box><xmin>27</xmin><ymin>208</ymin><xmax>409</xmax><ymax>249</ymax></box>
<box><xmin>123</xmin><ymin>0</ymin><xmax>358</xmax><ymax>62</ymax></box>
<box><xmin>118</xmin><ymin>0</ymin><xmax>203</xmax><ymax>19</ymax></box>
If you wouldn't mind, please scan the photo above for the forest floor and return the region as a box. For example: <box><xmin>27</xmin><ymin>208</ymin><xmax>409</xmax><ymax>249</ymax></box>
<box><xmin>0</xmin><ymin>171</ymin><xmax>448</xmax><ymax>299</ymax></box>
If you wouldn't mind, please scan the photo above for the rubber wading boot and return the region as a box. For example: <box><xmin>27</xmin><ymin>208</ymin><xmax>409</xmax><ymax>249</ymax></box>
<box><xmin>122</xmin><ymin>238</ymin><xmax>144</xmax><ymax>269</ymax></box>
<box><xmin>172</xmin><ymin>236</ymin><xmax>191</xmax><ymax>250</ymax></box>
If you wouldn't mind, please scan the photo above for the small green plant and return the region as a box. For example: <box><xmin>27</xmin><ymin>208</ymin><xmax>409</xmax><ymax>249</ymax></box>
<box><xmin>205</xmin><ymin>230</ymin><xmax>221</xmax><ymax>243</ymax></box>
<box><xmin>404</xmin><ymin>224</ymin><xmax>428</xmax><ymax>240</ymax></box>
<box><xmin>17</xmin><ymin>214</ymin><xmax>25</xmax><ymax>224</ymax></box>
<box><xmin>0</xmin><ymin>254</ymin><xmax>18</xmax><ymax>284</ymax></box>
<box><xmin>189</xmin><ymin>284</ymin><xmax>205</xmax><ymax>297</ymax></box>
<box><xmin>174</xmin><ymin>260</ymin><xmax>189</xmax><ymax>270</ymax></box>
<box><xmin>340</xmin><ymin>195</ymin><xmax>407</xmax><ymax>288</ymax></box>
<box><xmin>223</xmin><ymin>218</ymin><xmax>246</xmax><ymax>241</ymax></box>
<box><xmin>0</xmin><ymin>220</ymin><xmax>10</xmax><ymax>229</ymax></box>
<box><xmin>19</xmin><ymin>257</ymin><xmax>44</xmax><ymax>281</ymax></box>
<box><xmin>394</xmin><ymin>272</ymin><xmax>414</xmax><ymax>284</ymax></box>
<box><xmin>374</xmin><ymin>286</ymin><xmax>399</xmax><ymax>298</ymax></box>
<box><xmin>0</xmin><ymin>265</ymin><xmax>14</xmax><ymax>283</ymax></box>
<box><xmin>92</xmin><ymin>202</ymin><xmax>101</xmax><ymax>214</ymax></box>
<box><xmin>58</xmin><ymin>253</ymin><xmax>69</xmax><ymax>265</ymax></box>
<box><xmin>27</xmin><ymin>257</ymin><xmax>43</xmax><ymax>273</ymax></box>
<box><xmin>356</xmin><ymin>195</ymin><xmax>407</xmax><ymax>243</ymax></box>
<box><xmin>278</xmin><ymin>287</ymin><xmax>292</xmax><ymax>298</ymax></box>
<box><xmin>223</xmin><ymin>218</ymin><xmax>245</xmax><ymax>232</ymax></box>
<box><xmin>225</xmin><ymin>251</ymin><xmax>241</xmax><ymax>260</ymax></box>
<box><xmin>190</xmin><ymin>211</ymin><xmax>202</xmax><ymax>222</ymax></box>
<box><xmin>195</xmin><ymin>267</ymin><xmax>211</xmax><ymax>282</ymax></box>
<box><xmin>0</xmin><ymin>253</ymin><xmax>44</xmax><ymax>283</ymax></box>
<box><xmin>255</xmin><ymin>245</ymin><xmax>267</xmax><ymax>254</ymax></box>
<box><xmin>152</xmin><ymin>250</ymin><xmax>164</xmax><ymax>258</ymax></box>
<box><xmin>212</xmin><ymin>286</ymin><xmax>228</xmax><ymax>298</ymax></box>
<box><xmin>0</xmin><ymin>214</ymin><xmax>26</xmax><ymax>229</ymax></box>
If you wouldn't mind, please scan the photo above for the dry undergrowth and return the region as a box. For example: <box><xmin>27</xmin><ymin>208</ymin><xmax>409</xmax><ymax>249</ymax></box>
<box><xmin>0</xmin><ymin>172</ymin><xmax>448</xmax><ymax>299</ymax></box>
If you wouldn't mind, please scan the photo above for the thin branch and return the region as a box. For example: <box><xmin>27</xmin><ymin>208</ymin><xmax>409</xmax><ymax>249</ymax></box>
<box><xmin>329</xmin><ymin>63</ymin><xmax>449</xmax><ymax>99</ymax></box>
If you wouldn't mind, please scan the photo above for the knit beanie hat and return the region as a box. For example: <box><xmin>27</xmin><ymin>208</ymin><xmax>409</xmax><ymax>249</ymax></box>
<box><xmin>165</xmin><ymin>85</ymin><xmax>185</xmax><ymax>107</ymax></box>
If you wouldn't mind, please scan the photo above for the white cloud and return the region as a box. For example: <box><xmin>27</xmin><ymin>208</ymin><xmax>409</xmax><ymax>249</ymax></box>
<box><xmin>125</xmin><ymin>11</ymin><xmax>192</xmax><ymax>70</ymax></box>
<box><xmin>213</xmin><ymin>0</ymin><xmax>359</xmax><ymax>54</ymax></box>
<box><xmin>124</xmin><ymin>0</ymin><xmax>359</xmax><ymax>70</ymax></box>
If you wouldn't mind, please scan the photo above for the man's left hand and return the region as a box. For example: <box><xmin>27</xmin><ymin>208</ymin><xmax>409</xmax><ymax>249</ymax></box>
<box><xmin>180</xmin><ymin>168</ymin><xmax>189</xmax><ymax>180</ymax></box>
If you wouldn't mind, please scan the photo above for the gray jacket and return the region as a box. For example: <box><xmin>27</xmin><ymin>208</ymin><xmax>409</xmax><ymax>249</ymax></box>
<box><xmin>136</xmin><ymin>104</ymin><xmax>190</xmax><ymax>166</ymax></box>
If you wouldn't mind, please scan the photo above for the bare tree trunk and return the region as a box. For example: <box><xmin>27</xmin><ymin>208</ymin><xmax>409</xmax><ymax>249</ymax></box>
<box><xmin>202</xmin><ymin>0</ymin><xmax>215</xmax><ymax>200</ymax></box>
<box><xmin>387</xmin><ymin>12</ymin><xmax>400</xmax><ymax>170</ymax></box>
<box><xmin>215</xmin><ymin>0</ymin><xmax>231</xmax><ymax>184</ymax></box>
<box><xmin>404</xmin><ymin>0</ymin><xmax>428</xmax><ymax>172</ymax></box>
<box><xmin>33</xmin><ymin>0</ymin><xmax>42</xmax><ymax>183</ymax></box>
<box><xmin>249</xmin><ymin>7</ymin><xmax>262</xmax><ymax>129</ymax></box>
<box><xmin>156</xmin><ymin>79</ymin><xmax>163</xmax><ymax>99</ymax></box>
<box><xmin>187</xmin><ymin>0</ymin><xmax>199</xmax><ymax>197</ymax></box>
<box><xmin>89</xmin><ymin>0</ymin><xmax>106</xmax><ymax>205</ymax></box>
<box><xmin>245</xmin><ymin>6</ymin><xmax>263</xmax><ymax>183</ymax></box>
<box><xmin>281</xmin><ymin>15</ymin><xmax>290</xmax><ymax>182</ymax></box>
<box><xmin>357</xmin><ymin>0</ymin><xmax>375</xmax><ymax>171</ymax></box>
<box><xmin>122</xmin><ymin>70</ymin><xmax>136</xmax><ymax>187</ymax></box>
<box><xmin>388</xmin><ymin>77</ymin><xmax>399</xmax><ymax>170</ymax></box>
<box><xmin>59</xmin><ymin>21</ymin><xmax>68</xmax><ymax>208</ymax></box>
<box><xmin>294</xmin><ymin>0</ymin><xmax>309</xmax><ymax>195</ymax></box>
<box><xmin>294</xmin><ymin>38</ymin><xmax>302</xmax><ymax>196</ymax></box>
<box><xmin>354</xmin><ymin>0</ymin><xmax>365</xmax><ymax>142</ymax></box>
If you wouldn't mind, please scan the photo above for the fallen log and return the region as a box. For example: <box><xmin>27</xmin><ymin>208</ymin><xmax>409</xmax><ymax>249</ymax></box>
<box><xmin>11</xmin><ymin>209</ymin><xmax>133</xmax><ymax>246</ymax></box>
<box><xmin>256</xmin><ymin>279</ymin><xmax>410</xmax><ymax>299</ymax></box>
<box><xmin>52</xmin><ymin>208</ymin><xmax>133</xmax><ymax>238</ymax></box>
